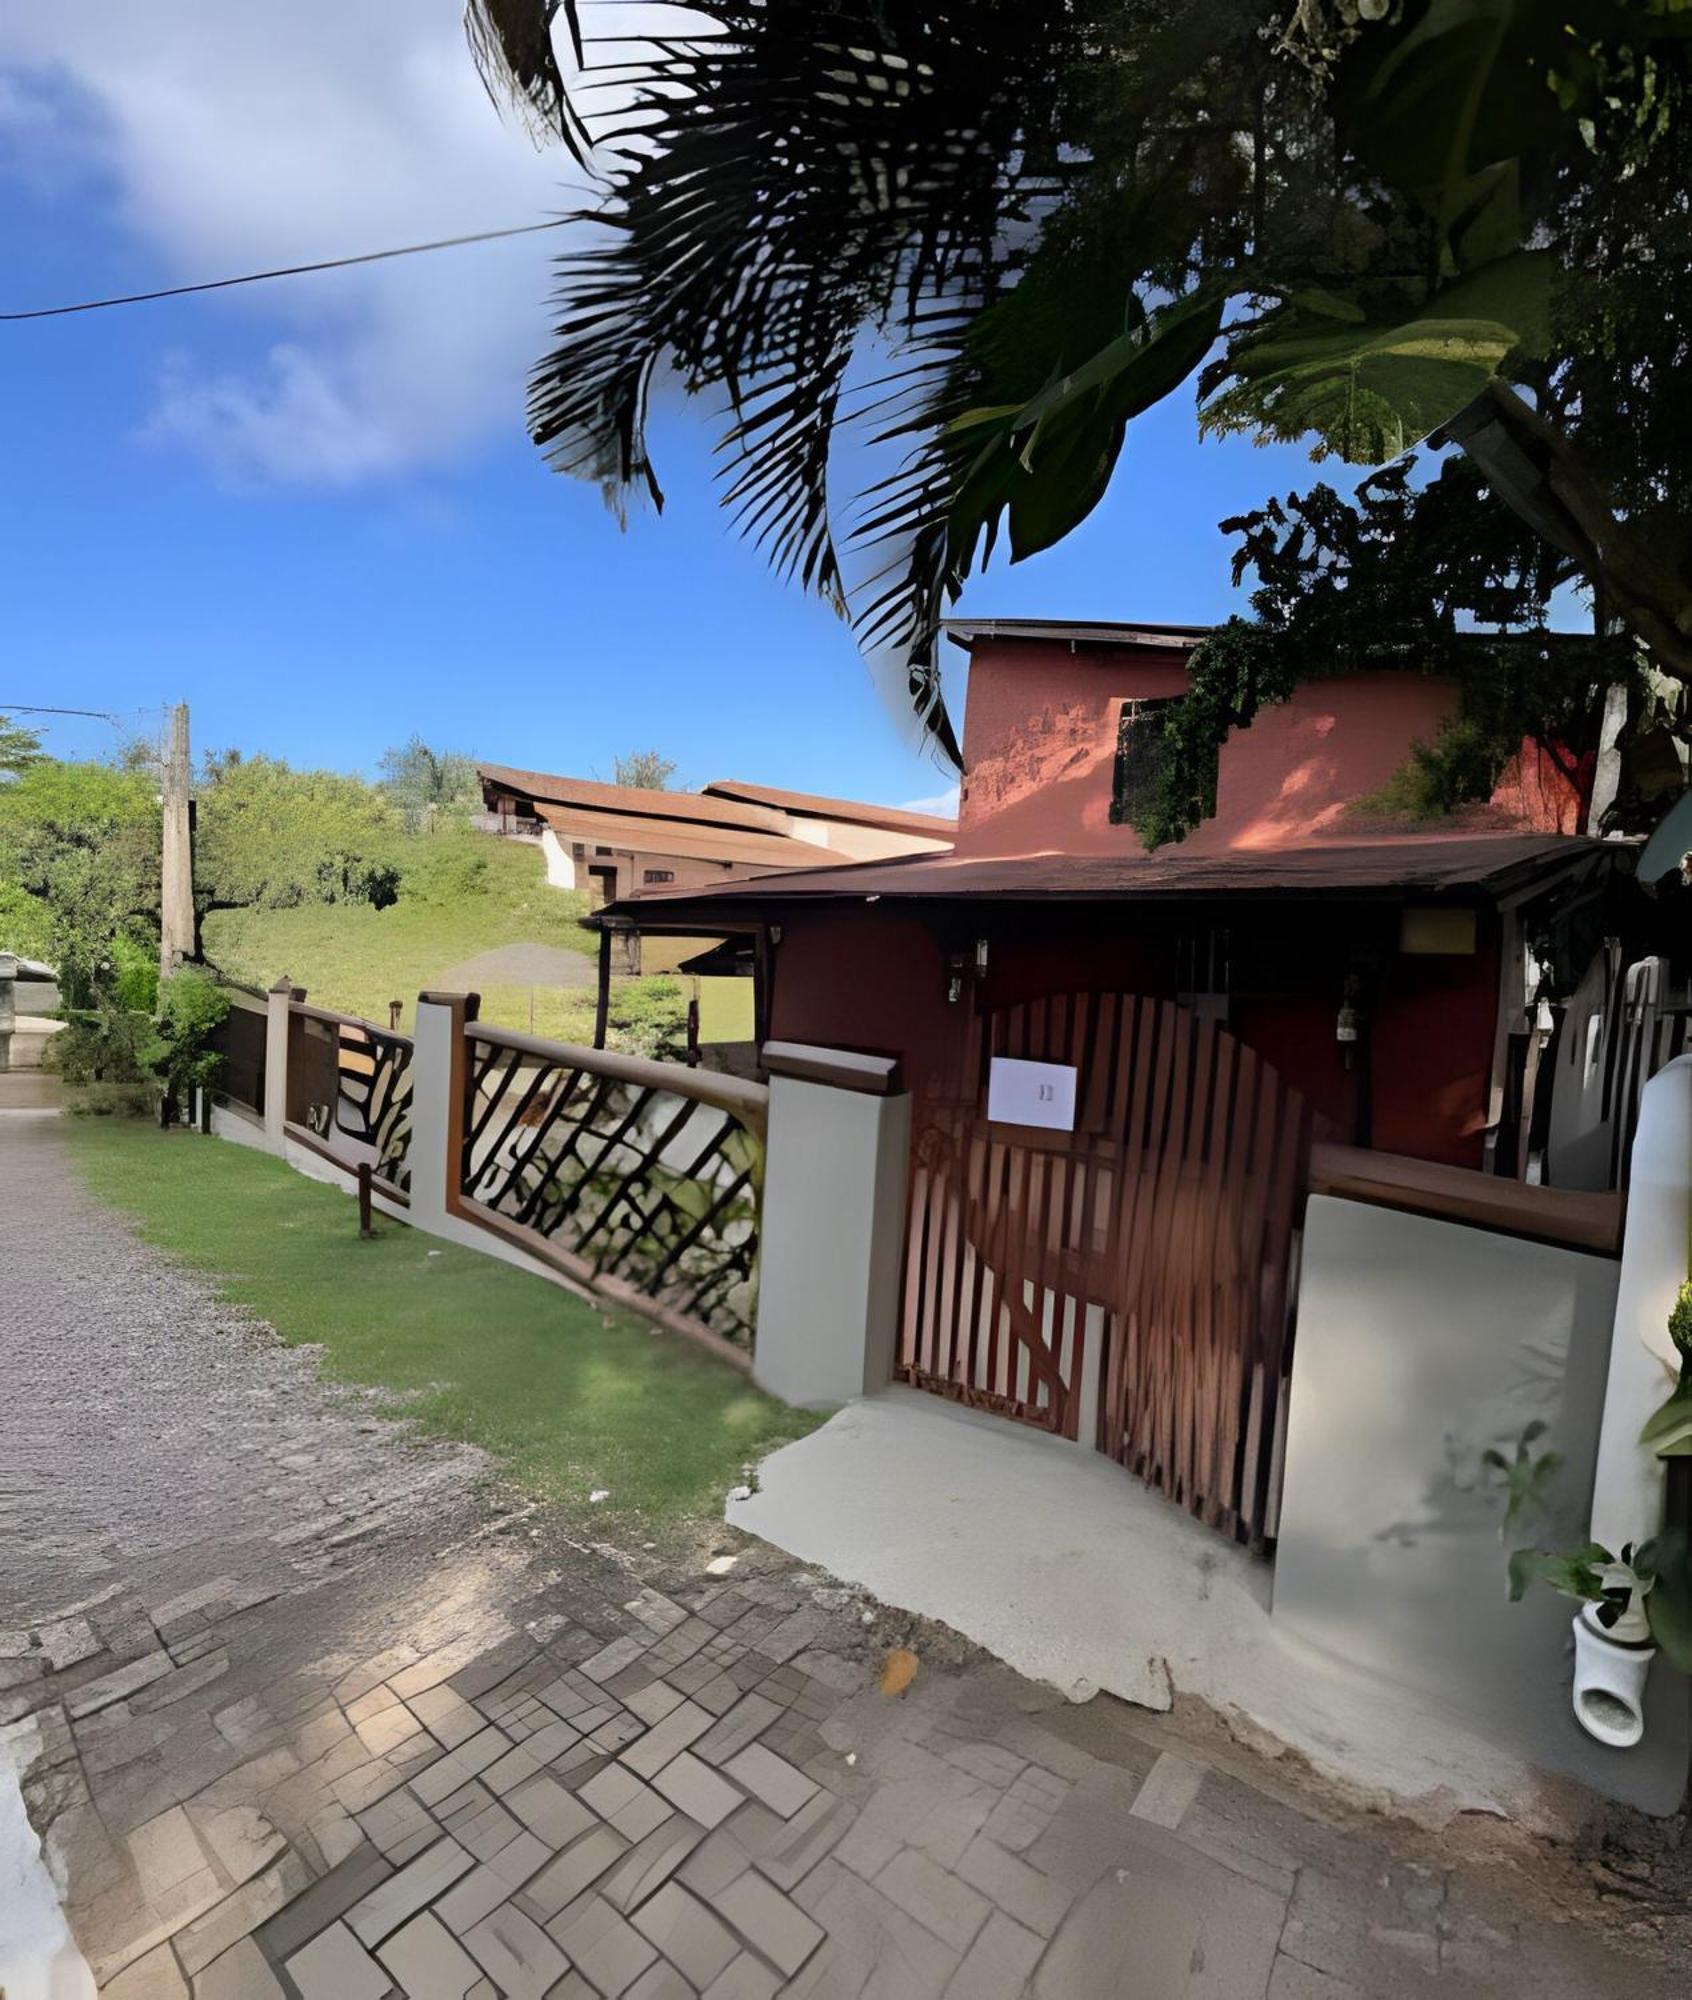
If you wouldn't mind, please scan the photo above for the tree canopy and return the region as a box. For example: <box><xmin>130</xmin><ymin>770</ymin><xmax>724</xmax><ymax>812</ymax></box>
<box><xmin>195</xmin><ymin>755</ymin><xmax>405</xmax><ymax>914</ymax></box>
<box><xmin>613</xmin><ymin>749</ymin><xmax>677</xmax><ymax>790</ymax></box>
<box><xmin>472</xmin><ymin>0</ymin><xmax>1692</xmax><ymax>766</ymax></box>
<box><xmin>378</xmin><ymin>735</ymin><xmax>481</xmax><ymax>828</ymax></box>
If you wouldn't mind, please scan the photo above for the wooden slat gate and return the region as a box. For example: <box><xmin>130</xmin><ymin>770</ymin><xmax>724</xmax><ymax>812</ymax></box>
<box><xmin>899</xmin><ymin>993</ymin><xmax>1315</xmax><ymax>1547</ymax></box>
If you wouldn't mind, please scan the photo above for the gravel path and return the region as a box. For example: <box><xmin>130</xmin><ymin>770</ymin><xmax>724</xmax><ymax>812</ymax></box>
<box><xmin>0</xmin><ymin>1105</ymin><xmax>496</xmax><ymax>1628</ymax></box>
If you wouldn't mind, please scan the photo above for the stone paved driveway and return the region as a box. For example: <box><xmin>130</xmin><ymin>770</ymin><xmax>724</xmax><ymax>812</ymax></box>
<box><xmin>3</xmin><ymin>1102</ymin><xmax>1684</xmax><ymax>1998</ymax></box>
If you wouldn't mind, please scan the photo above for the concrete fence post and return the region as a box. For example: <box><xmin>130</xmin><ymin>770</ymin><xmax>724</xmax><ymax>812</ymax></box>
<box><xmin>408</xmin><ymin>990</ymin><xmax>477</xmax><ymax>1233</ymax></box>
<box><xmin>262</xmin><ymin>977</ymin><xmax>294</xmax><ymax>1152</ymax></box>
<box><xmin>753</xmin><ymin>1042</ymin><xmax>911</xmax><ymax>1409</ymax></box>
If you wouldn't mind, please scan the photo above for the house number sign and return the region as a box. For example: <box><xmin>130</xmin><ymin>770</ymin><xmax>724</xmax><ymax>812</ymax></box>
<box><xmin>987</xmin><ymin>1056</ymin><xmax>1078</xmax><ymax>1132</ymax></box>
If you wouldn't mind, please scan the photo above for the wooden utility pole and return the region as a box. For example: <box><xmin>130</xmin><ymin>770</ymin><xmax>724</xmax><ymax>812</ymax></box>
<box><xmin>160</xmin><ymin>701</ymin><xmax>194</xmax><ymax>980</ymax></box>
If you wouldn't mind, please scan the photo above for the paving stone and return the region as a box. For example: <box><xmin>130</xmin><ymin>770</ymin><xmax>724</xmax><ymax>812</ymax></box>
<box><xmin>678</xmin><ymin>1831</ymin><xmax>753</xmax><ymax>1902</ymax></box>
<box><xmin>504</xmin><ymin>1772</ymin><xmax>595</xmax><ymax>1847</ymax></box>
<box><xmin>619</xmin><ymin>1702</ymin><xmax>711</xmax><ymax>1781</ymax></box>
<box><xmin>354</xmin><ymin>1702</ymin><xmax>426</xmax><ymax>1760</ymax></box>
<box><xmin>455</xmin><ymin>1799</ymin><xmax>527</xmax><ymax>1866</ymax></box>
<box><xmin>875</xmin><ymin>1847</ymin><xmax>992</xmax><ymax>1955</ymax></box>
<box><xmin>358</xmin><ymin>1787</ymin><xmax>439</xmax><ymax>1864</ymax></box>
<box><xmin>191</xmin><ymin>1935</ymin><xmax>287</xmax><ymax>1999</ymax></box>
<box><xmin>693</xmin><ymin>1693</ymin><xmax>783</xmax><ymax>1772</ymax></box>
<box><xmin>651</xmin><ymin>1753</ymin><xmax>742</xmax><ymax>1830</ymax></box>
<box><xmin>700</xmin><ymin>1954</ymin><xmax>781</xmax><ymax>2000</ymax></box>
<box><xmin>548</xmin><ymin>1892</ymin><xmax>659</xmax><ymax>1996</ymax></box>
<box><xmin>175</xmin><ymin>1854</ymin><xmax>311</xmax><ymax>1976</ymax></box>
<box><xmin>1031</xmin><ymin>1839</ymin><xmax>1286</xmax><ymax>2000</ymax></box>
<box><xmin>631</xmin><ymin>1881</ymin><xmax>739</xmax><ymax>1989</ymax></box>
<box><xmin>593</xmin><ymin>1713</ymin><xmax>647</xmax><ymax>1754</ymax></box>
<box><xmin>1267</xmin><ymin>1958</ymin><xmax>1367</xmax><ymax>1999</ymax></box>
<box><xmin>462</xmin><ymin>1901</ymin><xmax>569</xmax><ymax>1998</ymax></box>
<box><xmin>485</xmin><ymin>1828</ymin><xmax>553</xmax><ymax>1890</ymax></box>
<box><xmin>600</xmin><ymin>1815</ymin><xmax>709</xmax><ymax>1915</ymax></box>
<box><xmin>624</xmin><ymin>1963</ymin><xmax>695</xmax><ymax>2000</ymax></box>
<box><xmin>741</xmin><ymin>1792</ymin><xmax>857</xmax><ymax>1893</ymax></box>
<box><xmin>710</xmin><ymin>1869</ymin><xmax>825</xmax><ymax>1977</ymax></box>
<box><xmin>1129</xmin><ymin>1750</ymin><xmax>1206</xmax><ymax>1831</ymax></box>
<box><xmin>128</xmin><ymin>1805</ymin><xmax>211</xmax><ymax>1903</ymax></box>
<box><xmin>389</xmin><ymin>1638</ymin><xmax>498</xmax><ymax>1703</ymax></box>
<box><xmin>193</xmin><ymin>1806</ymin><xmax>287</xmax><ymax>1887</ymax></box>
<box><xmin>437</xmin><ymin>1860</ymin><xmax>523</xmax><ymax>1935</ymax></box>
<box><xmin>285</xmin><ymin>1918</ymin><xmax>393</xmax><ymax>2000</ymax></box>
<box><xmin>941</xmin><ymin>1909</ymin><xmax>1046</xmax><ymax>2000</ymax></box>
<box><xmin>102</xmin><ymin>1940</ymin><xmax>190</xmax><ymax>2000</ymax></box>
<box><xmin>346</xmin><ymin>1836</ymin><xmax>476</xmax><ymax>1948</ymax></box>
<box><xmin>955</xmin><ymin>1834</ymin><xmax>1072</xmax><ymax>1937</ymax></box>
<box><xmin>722</xmin><ymin>1743</ymin><xmax>818</xmax><ymax>1821</ymax></box>
<box><xmin>981</xmin><ymin>1768</ymin><xmax>1070</xmax><ymax>1856</ymax></box>
<box><xmin>40</xmin><ymin>1615</ymin><xmax>102</xmax><ymax>1670</ymax></box>
<box><xmin>376</xmin><ymin>1909</ymin><xmax>485</xmax><ymax>1998</ymax></box>
<box><xmin>479</xmin><ymin>1742</ymin><xmax>543</xmax><ymax>1794</ymax></box>
<box><xmin>580</xmin><ymin>1636</ymin><xmax>650</xmax><ymax>1685</ymax></box>
<box><xmin>251</xmin><ymin>1841</ymin><xmax>393</xmax><ymax>1965</ymax></box>
<box><xmin>624</xmin><ymin>1679</ymin><xmax>685</xmax><ymax>1726</ymax></box>
<box><xmin>65</xmin><ymin>1650</ymin><xmax>174</xmax><ymax>1720</ymax></box>
<box><xmin>518</xmin><ymin>1826</ymin><xmax>631</xmax><ymax>1921</ymax></box>
<box><xmin>407</xmin><ymin>1686</ymin><xmax>485</xmax><ymax>1751</ymax></box>
<box><xmin>521</xmin><ymin>1717</ymin><xmax>581</xmax><ymax>1765</ymax></box>
<box><xmin>784</xmin><ymin>1863</ymin><xmax>958</xmax><ymax>2000</ymax></box>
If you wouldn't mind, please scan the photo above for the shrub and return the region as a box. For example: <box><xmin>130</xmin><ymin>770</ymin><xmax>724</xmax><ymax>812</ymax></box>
<box><xmin>65</xmin><ymin>1081</ymin><xmax>156</xmax><ymax>1118</ymax></box>
<box><xmin>111</xmin><ymin>934</ymin><xmax>159</xmax><ymax>1012</ymax></box>
<box><xmin>143</xmin><ymin>968</ymin><xmax>230</xmax><ymax>1116</ymax></box>
<box><xmin>42</xmin><ymin>1001</ymin><xmax>148</xmax><ymax>1084</ymax></box>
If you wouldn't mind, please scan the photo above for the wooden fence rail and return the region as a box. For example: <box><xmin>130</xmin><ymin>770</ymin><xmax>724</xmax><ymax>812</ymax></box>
<box><xmin>449</xmin><ymin>1018</ymin><xmax>768</xmax><ymax>1358</ymax></box>
<box><xmin>284</xmin><ymin>999</ymin><xmax>414</xmax><ymax>1201</ymax></box>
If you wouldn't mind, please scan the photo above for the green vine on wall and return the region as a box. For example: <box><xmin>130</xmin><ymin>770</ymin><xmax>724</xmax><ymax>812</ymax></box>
<box><xmin>1131</xmin><ymin>460</ymin><xmax>1640</xmax><ymax>848</ymax></box>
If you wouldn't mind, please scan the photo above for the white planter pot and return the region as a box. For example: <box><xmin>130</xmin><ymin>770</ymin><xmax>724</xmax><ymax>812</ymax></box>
<box><xmin>1571</xmin><ymin>1607</ymin><xmax>1653</xmax><ymax>1748</ymax></box>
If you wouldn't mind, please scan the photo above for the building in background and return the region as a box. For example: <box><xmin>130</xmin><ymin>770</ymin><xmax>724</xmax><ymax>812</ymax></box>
<box><xmin>474</xmin><ymin>763</ymin><xmax>953</xmax><ymax>909</ymax></box>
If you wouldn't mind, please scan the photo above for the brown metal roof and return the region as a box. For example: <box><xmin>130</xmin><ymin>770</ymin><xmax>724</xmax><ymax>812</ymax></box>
<box><xmin>701</xmin><ymin>779</ymin><xmax>955</xmax><ymax>837</ymax></box>
<box><xmin>537</xmin><ymin>804</ymin><xmax>831</xmax><ymax>872</ymax></box>
<box><xmin>600</xmin><ymin>832</ymin><xmax>1620</xmax><ymax>923</ymax></box>
<box><xmin>477</xmin><ymin>763</ymin><xmax>793</xmax><ymax>836</ymax></box>
<box><xmin>943</xmin><ymin>619</ymin><xmax>1212</xmax><ymax>651</ymax></box>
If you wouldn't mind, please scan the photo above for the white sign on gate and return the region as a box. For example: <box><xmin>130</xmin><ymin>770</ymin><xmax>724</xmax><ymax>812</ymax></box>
<box><xmin>987</xmin><ymin>1056</ymin><xmax>1078</xmax><ymax>1132</ymax></box>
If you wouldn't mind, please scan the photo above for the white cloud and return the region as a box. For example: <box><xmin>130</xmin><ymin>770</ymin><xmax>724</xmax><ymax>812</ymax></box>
<box><xmin>0</xmin><ymin>3</ymin><xmax>587</xmax><ymax>487</ymax></box>
<box><xmin>901</xmin><ymin>784</ymin><xmax>961</xmax><ymax>817</ymax></box>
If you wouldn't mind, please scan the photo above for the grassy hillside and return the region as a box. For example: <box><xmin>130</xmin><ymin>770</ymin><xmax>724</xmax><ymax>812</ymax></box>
<box><xmin>206</xmin><ymin>836</ymin><xmax>642</xmax><ymax>1044</ymax></box>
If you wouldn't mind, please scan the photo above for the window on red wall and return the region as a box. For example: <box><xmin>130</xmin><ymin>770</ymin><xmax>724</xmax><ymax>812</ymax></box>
<box><xmin>1110</xmin><ymin>695</ymin><xmax>1192</xmax><ymax>827</ymax></box>
<box><xmin>643</xmin><ymin>869</ymin><xmax>675</xmax><ymax>885</ymax></box>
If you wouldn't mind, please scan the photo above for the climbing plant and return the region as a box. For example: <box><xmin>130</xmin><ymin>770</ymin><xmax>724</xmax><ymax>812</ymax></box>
<box><xmin>1128</xmin><ymin>461</ymin><xmax>1640</xmax><ymax>847</ymax></box>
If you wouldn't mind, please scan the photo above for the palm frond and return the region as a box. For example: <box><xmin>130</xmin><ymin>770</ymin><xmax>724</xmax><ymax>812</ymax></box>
<box><xmin>464</xmin><ymin>0</ymin><xmax>589</xmax><ymax>157</ymax></box>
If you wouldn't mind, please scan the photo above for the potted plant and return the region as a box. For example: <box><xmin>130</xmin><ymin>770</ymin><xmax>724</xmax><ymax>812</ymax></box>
<box><xmin>1508</xmin><ymin>1284</ymin><xmax>1692</xmax><ymax>1747</ymax></box>
<box><xmin>1507</xmin><ymin>1540</ymin><xmax>1678</xmax><ymax>1747</ymax></box>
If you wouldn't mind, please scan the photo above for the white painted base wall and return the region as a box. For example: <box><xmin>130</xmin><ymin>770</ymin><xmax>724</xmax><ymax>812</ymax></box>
<box><xmin>540</xmin><ymin>826</ymin><xmax>576</xmax><ymax>890</ymax></box>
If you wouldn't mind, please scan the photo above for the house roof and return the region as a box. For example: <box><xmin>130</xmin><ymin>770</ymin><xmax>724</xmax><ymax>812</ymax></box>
<box><xmin>943</xmin><ymin>619</ymin><xmax>1211</xmax><ymax>651</ymax></box>
<box><xmin>536</xmin><ymin>804</ymin><xmax>832</xmax><ymax>872</ymax></box>
<box><xmin>477</xmin><ymin>763</ymin><xmax>793</xmax><ymax>837</ymax></box>
<box><xmin>701</xmin><ymin>779</ymin><xmax>955</xmax><ymax>837</ymax></box>
<box><xmin>598</xmin><ymin>832</ymin><xmax>1623</xmax><ymax>926</ymax></box>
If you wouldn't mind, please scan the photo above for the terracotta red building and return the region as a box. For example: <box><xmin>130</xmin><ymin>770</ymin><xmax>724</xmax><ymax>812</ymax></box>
<box><xmin>602</xmin><ymin>619</ymin><xmax>1630</xmax><ymax>1175</ymax></box>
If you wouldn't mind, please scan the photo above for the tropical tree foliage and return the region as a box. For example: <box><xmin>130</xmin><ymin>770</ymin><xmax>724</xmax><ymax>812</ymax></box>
<box><xmin>0</xmin><ymin>760</ymin><xmax>159</xmax><ymax>998</ymax></box>
<box><xmin>0</xmin><ymin>714</ymin><xmax>44</xmax><ymax>779</ymax></box>
<box><xmin>470</xmin><ymin>0</ymin><xmax>1692</xmax><ymax>760</ymax></box>
<box><xmin>195</xmin><ymin>755</ymin><xmax>405</xmax><ymax>916</ymax></box>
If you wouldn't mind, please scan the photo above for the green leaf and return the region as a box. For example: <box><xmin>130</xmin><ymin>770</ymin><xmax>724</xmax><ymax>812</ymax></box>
<box><xmin>1203</xmin><ymin>253</ymin><xmax>1551</xmax><ymax>465</ymax></box>
<box><xmin>1507</xmin><ymin>1542</ymin><xmax>1610</xmax><ymax>1604</ymax></box>
<box><xmin>1640</xmin><ymin>1530</ymin><xmax>1692</xmax><ymax>1671</ymax></box>
<box><xmin>1639</xmin><ymin>1380</ymin><xmax>1692</xmax><ymax>1456</ymax></box>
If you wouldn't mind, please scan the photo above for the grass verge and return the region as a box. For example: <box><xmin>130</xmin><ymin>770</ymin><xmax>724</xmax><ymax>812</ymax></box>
<box><xmin>66</xmin><ymin>1120</ymin><xmax>822</xmax><ymax>1541</ymax></box>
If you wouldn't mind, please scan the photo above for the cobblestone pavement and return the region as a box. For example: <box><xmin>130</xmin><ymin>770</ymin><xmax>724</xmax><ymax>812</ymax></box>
<box><xmin>3</xmin><ymin>1105</ymin><xmax>1685</xmax><ymax>1998</ymax></box>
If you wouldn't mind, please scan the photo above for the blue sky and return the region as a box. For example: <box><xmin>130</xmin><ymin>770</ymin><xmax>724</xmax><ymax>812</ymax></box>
<box><xmin>0</xmin><ymin>5</ymin><xmax>1354</xmax><ymax>810</ymax></box>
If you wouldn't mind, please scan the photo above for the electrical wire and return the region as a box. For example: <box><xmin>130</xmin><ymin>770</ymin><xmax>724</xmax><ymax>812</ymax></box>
<box><xmin>0</xmin><ymin>218</ymin><xmax>571</xmax><ymax>323</ymax></box>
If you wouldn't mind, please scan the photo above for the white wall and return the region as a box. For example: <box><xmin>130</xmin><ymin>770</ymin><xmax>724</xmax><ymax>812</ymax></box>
<box><xmin>539</xmin><ymin>825</ymin><xmax>577</xmax><ymax>890</ymax></box>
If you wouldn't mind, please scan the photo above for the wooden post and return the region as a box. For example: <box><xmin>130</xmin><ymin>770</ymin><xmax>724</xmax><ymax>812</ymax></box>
<box><xmin>159</xmin><ymin>702</ymin><xmax>194</xmax><ymax>981</ymax></box>
<box><xmin>686</xmin><ymin>993</ymin><xmax>701</xmax><ymax>1067</ymax></box>
<box><xmin>388</xmin><ymin>999</ymin><xmax>402</xmax><ymax>1032</ymax></box>
<box><xmin>357</xmin><ymin>1160</ymin><xmax>374</xmax><ymax>1238</ymax></box>
<box><xmin>594</xmin><ymin>924</ymin><xmax>612</xmax><ymax>1050</ymax></box>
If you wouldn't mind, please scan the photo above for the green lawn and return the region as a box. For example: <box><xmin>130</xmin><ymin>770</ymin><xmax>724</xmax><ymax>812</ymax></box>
<box><xmin>203</xmin><ymin>835</ymin><xmax>686</xmax><ymax>1049</ymax></box>
<box><xmin>67</xmin><ymin>1120</ymin><xmax>821</xmax><ymax>1541</ymax></box>
<box><xmin>203</xmin><ymin>836</ymin><xmax>595</xmax><ymax>1032</ymax></box>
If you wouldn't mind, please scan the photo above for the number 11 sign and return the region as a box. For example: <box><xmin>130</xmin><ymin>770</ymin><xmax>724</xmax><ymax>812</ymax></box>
<box><xmin>987</xmin><ymin>1056</ymin><xmax>1078</xmax><ymax>1132</ymax></box>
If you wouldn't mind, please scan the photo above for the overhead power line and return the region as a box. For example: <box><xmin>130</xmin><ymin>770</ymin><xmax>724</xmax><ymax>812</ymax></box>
<box><xmin>1</xmin><ymin>217</ymin><xmax>571</xmax><ymax>323</ymax></box>
<box><xmin>0</xmin><ymin>704</ymin><xmax>123</xmax><ymax>719</ymax></box>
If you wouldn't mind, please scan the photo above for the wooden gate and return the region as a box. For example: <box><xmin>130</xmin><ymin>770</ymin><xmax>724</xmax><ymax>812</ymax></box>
<box><xmin>899</xmin><ymin>993</ymin><xmax>1315</xmax><ymax>1546</ymax></box>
